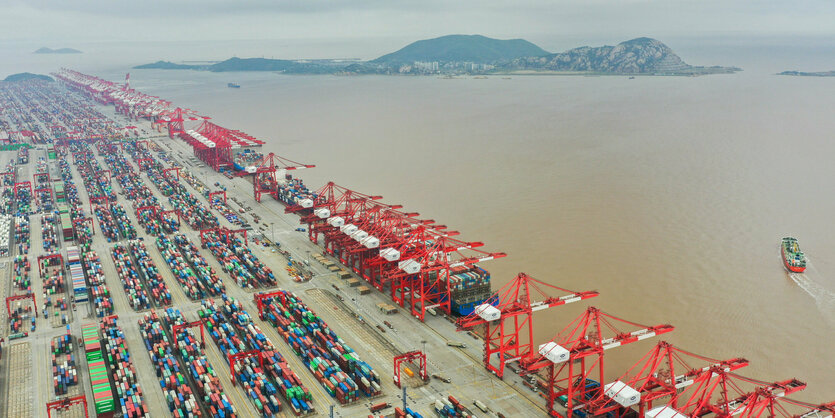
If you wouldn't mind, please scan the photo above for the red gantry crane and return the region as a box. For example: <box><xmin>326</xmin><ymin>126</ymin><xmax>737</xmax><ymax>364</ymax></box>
<box><xmin>457</xmin><ymin>273</ymin><xmax>599</xmax><ymax>379</ymax></box>
<box><xmin>519</xmin><ymin>307</ymin><xmax>674</xmax><ymax>417</ymax></box>
<box><xmin>645</xmin><ymin>369</ymin><xmax>806</xmax><ymax>418</ymax></box>
<box><xmin>285</xmin><ymin>181</ymin><xmax>505</xmax><ymax>321</ymax></box>
<box><xmin>738</xmin><ymin>397</ymin><xmax>835</xmax><ymax>418</ymax></box>
<box><xmin>583</xmin><ymin>341</ymin><xmax>749</xmax><ymax>418</ymax></box>
<box><xmin>252</xmin><ymin>152</ymin><xmax>315</xmax><ymax>202</ymax></box>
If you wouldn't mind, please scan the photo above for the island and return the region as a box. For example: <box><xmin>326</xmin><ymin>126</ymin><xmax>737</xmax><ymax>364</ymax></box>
<box><xmin>778</xmin><ymin>70</ymin><xmax>835</xmax><ymax>77</ymax></box>
<box><xmin>135</xmin><ymin>35</ymin><xmax>740</xmax><ymax>76</ymax></box>
<box><xmin>3</xmin><ymin>73</ymin><xmax>54</xmax><ymax>82</ymax></box>
<box><xmin>34</xmin><ymin>47</ymin><xmax>82</xmax><ymax>54</ymax></box>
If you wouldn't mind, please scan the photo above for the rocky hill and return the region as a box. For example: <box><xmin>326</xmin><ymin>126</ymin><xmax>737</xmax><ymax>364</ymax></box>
<box><xmin>507</xmin><ymin>37</ymin><xmax>738</xmax><ymax>75</ymax></box>
<box><xmin>372</xmin><ymin>34</ymin><xmax>549</xmax><ymax>65</ymax></box>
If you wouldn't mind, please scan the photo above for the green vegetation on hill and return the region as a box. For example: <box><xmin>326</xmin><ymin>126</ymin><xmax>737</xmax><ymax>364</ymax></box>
<box><xmin>133</xmin><ymin>35</ymin><xmax>739</xmax><ymax>76</ymax></box>
<box><xmin>372</xmin><ymin>34</ymin><xmax>549</xmax><ymax>64</ymax></box>
<box><xmin>34</xmin><ymin>47</ymin><xmax>81</xmax><ymax>54</ymax></box>
<box><xmin>3</xmin><ymin>73</ymin><xmax>54</xmax><ymax>82</ymax></box>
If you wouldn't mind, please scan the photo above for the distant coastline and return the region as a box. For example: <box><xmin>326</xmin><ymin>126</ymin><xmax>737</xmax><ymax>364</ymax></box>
<box><xmin>34</xmin><ymin>47</ymin><xmax>82</xmax><ymax>54</ymax></box>
<box><xmin>778</xmin><ymin>70</ymin><xmax>835</xmax><ymax>77</ymax></box>
<box><xmin>134</xmin><ymin>35</ymin><xmax>740</xmax><ymax>77</ymax></box>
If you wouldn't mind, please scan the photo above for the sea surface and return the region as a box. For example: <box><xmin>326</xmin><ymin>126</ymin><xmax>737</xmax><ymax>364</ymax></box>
<box><xmin>3</xmin><ymin>38</ymin><xmax>835</xmax><ymax>400</ymax></box>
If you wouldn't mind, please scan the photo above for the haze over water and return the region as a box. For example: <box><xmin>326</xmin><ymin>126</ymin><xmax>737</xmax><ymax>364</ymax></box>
<box><xmin>4</xmin><ymin>38</ymin><xmax>835</xmax><ymax>399</ymax></box>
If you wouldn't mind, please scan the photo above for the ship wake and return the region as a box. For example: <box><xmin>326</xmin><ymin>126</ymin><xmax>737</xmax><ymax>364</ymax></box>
<box><xmin>788</xmin><ymin>260</ymin><xmax>835</xmax><ymax>327</ymax></box>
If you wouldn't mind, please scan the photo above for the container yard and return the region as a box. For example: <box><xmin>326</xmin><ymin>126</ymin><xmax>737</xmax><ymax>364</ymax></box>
<box><xmin>0</xmin><ymin>70</ymin><xmax>830</xmax><ymax>418</ymax></box>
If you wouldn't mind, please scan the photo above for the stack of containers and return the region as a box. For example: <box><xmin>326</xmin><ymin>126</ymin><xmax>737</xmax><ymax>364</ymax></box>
<box><xmin>0</xmin><ymin>214</ymin><xmax>10</xmax><ymax>256</ymax></box>
<box><xmin>160</xmin><ymin>211</ymin><xmax>181</xmax><ymax>233</ymax></box>
<box><xmin>136</xmin><ymin>207</ymin><xmax>162</xmax><ymax>235</ymax></box>
<box><xmin>101</xmin><ymin>316</ymin><xmax>149</xmax><ymax>417</ymax></box>
<box><xmin>16</xmin><ymin>186</ymin><xmax>31</xmax><ymax>214</ymax></box>
<box><xmin>275</xmin><ymin>177</ymin><xmax>314</xmax><ymax>207</ymax></box>
<box><xmin>51</xmin><ymin>333</ymin><xmax>79</xmax><ymax>395</ymax></box>
<box><xmin>110</xmin><ymin>243</ymin><xmax>151</xmax><ymax>310</ymax></box>
<box><xmin>54</xmin><ymin>180</ymin><xmax>66</xmax><ymax>203</ymax></box>
<box><xmin>110</xmin><ymin>203</ymin><xmax>137</xmax><ymax>240</ymax></box>
<box><xmin>168</xmin><ymin>189</ymin><xmax>218</xmax><ymax>230</ymax></box>
<box><xmin>35</xmin><ymin>187</ymin><xmax>54</xmax><ymax>213</ymax></box>
<box><xmin>82</xmin><ymin>322</ymin><xmax>117</xmax><ymax>416</ymax></box>
<box><xmin>145</xmin><ymin>166</ymin><xmax>176</xmax><ymax>197</ymax></box>
<box><xmin>42</xmin><ymin>266</ymin><xmax>65</xmax><ymax>296</ymax></box>
<box><xmin>173</xmin><ymin>234</ymin><xmax>225</xmax><ymax>294</ymax></box>
<box><xmin>228</xmin><ymin>236</ymin><xmax>275</xmax><ymax>287</ymax></box>
<box><xmin>199</xmin><ymin>300</ymin><xmax>283</xmax><ymax>416</ymax></box>
<box><xmin>94</xmin><ymin>204</ymin><xmax>120</xmax><ymax>242</ymax></box>
<box><xmin>156</xmin><ymin>235</ymin><xmax>219</xmax><ymax>299</ymax></box>
<box><xmin>162</xmin><ymin>308</ymin><xmax>238</xmax><ymax>417</ymax></box>
<box><xmin>83</xmin><ymin>250</ymin><xmax>114</xmax><ymax>317</ymax></box>
<box><xmin>14</xmin><ymin>214</ymin><xmax>30</xmax><ymax>254</ymax></box>
<box><xmin>58</xmin><ymin>203</ymin><xmax>74</xmax><ymax>242</ymax></box>
<box><xmin>260</xmin><ymin>290</ymin><xmax>382</xmax><ymax>403</ymax></box>
<box><xmin>128</xmin><ymin>239</ymin><xmax>172</xmax><ymax>306</ymax></box>
<box><xmin>41</xmin><ymin>213</ymin><xmax>58</xmax><ymax>252</ymax></box>
<box><xmin>199</xmin><ymin>297</ymin><xmax>315</xmax><ymax>415</ymax></box>
<box><xmin>12</xmin><ymin>255</ymin><xmax>30</xmax><ymax>291</ymax></box>
<box><xmin>67</xmin><ymin>246</ymin><xmax>88</xmax><ymax>303</ymax></box>
<box><xmin>202</xmin><ymin>230</ymin><xmax>256</xmax><ymax>289</ymax></box>
<box><xmin>137</xmin><ymin>311</ymin><xmax>202</xmax><ymax>416</ymax></box>
<box><xmin>209</xmin><ymin>197</ymin><xmax>243</xmax><ymax>226</ymax></box>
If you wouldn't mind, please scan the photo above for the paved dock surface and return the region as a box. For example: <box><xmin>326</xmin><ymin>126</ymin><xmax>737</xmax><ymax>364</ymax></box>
<box><xmin>0</xmin><ymin>82</ymin><xmax>547</xmax><ymax>417</ymax></box>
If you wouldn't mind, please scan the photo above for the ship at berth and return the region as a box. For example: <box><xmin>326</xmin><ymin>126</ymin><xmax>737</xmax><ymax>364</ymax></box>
<box><xmin>781</xmin><ymin>237</ymin><xmax>807</xmax><ymax>273</ymax></box>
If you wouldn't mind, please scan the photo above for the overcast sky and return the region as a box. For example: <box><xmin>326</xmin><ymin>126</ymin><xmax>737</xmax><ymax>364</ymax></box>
<box><xmin>3</xmin><ymin>0</ymin><xmax>834</xmax><ymax>53</ymax></box>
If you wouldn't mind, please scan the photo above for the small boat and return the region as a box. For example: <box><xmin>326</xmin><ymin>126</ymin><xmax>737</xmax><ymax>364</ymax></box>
<box><xmin>227</xmin><ymin>83</ymin><xmax>240</xmax><ymax>88</ymax></box>
<box><xmin>781</xmin><ymin>237</ymin><xmax>807</xmax><ymax>273</ymax></box>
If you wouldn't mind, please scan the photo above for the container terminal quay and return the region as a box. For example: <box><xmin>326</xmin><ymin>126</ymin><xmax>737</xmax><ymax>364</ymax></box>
<box><xmin>0</xmin><ymin>70</ymin><xmax>830</xmax><ymax>418</ymax></box>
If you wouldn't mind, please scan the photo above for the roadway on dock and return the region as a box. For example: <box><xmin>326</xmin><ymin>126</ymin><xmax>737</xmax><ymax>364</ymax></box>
<box><xmin>1</xmin><ymin>81</ymin><xmax>547</xmax><ymax>417</ymax></box>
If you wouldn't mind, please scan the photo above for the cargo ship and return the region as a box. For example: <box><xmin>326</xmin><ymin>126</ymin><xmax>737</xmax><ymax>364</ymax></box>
<box><xmin>448</xmin><ymin>266</ymin><xmax>493</xmax><ymax>316</ymax></box>
<box><xmin>781</xmin><ymin>237</ymin><xmax>807</xmax><ymax>273</ymax></box>
<box><xmin>227</xmin><ymin>83</ymin><xmax>240</xmax><ymax>88</ymax></box>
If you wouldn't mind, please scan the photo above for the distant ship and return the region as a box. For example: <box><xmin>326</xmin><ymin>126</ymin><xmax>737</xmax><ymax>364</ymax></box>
<box><xmin>227</xmin><ymin>83</ymin><xmax>240</xmax><ymax>88</ymax></box>
<box><xmin>781</xmin><ymin>237</ymin><xmax>807</xmax><ymax>273</ymax></box>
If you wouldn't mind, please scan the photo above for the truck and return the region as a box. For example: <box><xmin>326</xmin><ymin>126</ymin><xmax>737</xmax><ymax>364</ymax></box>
<box><xmin>446</xmin><ymin>340</ymin><xmax>467</xmax><ymax>348</ymax></box>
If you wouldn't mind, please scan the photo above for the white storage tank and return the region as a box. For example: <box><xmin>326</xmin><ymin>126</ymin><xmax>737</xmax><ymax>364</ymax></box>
<box><xmin>538</xmin><ymin>342</ymin><xmax>570</xmax><ymax>364</ymax></box>
<box><xmin>475</xmin><ymin>304</ymin><xmax>501</xmax><ymax>321</ymax></box>
<box><xmin>398</xmin><ymin>259</ymin><xmax>421</xmax><ymax>274</ymax></box>
<box><xmin>604</xmin><ymin>380</ymin><xmax>641</xmax><ymax>407</ymax></box>
<box><xmin>380</xmin><ymin>247</ymin><xmax>400</xmax><ymax>261</ymax></box>
<box><xmin>646</xmin><ymin>407</ymin><xmax>688</xmax><ymax>418</ymax></box>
